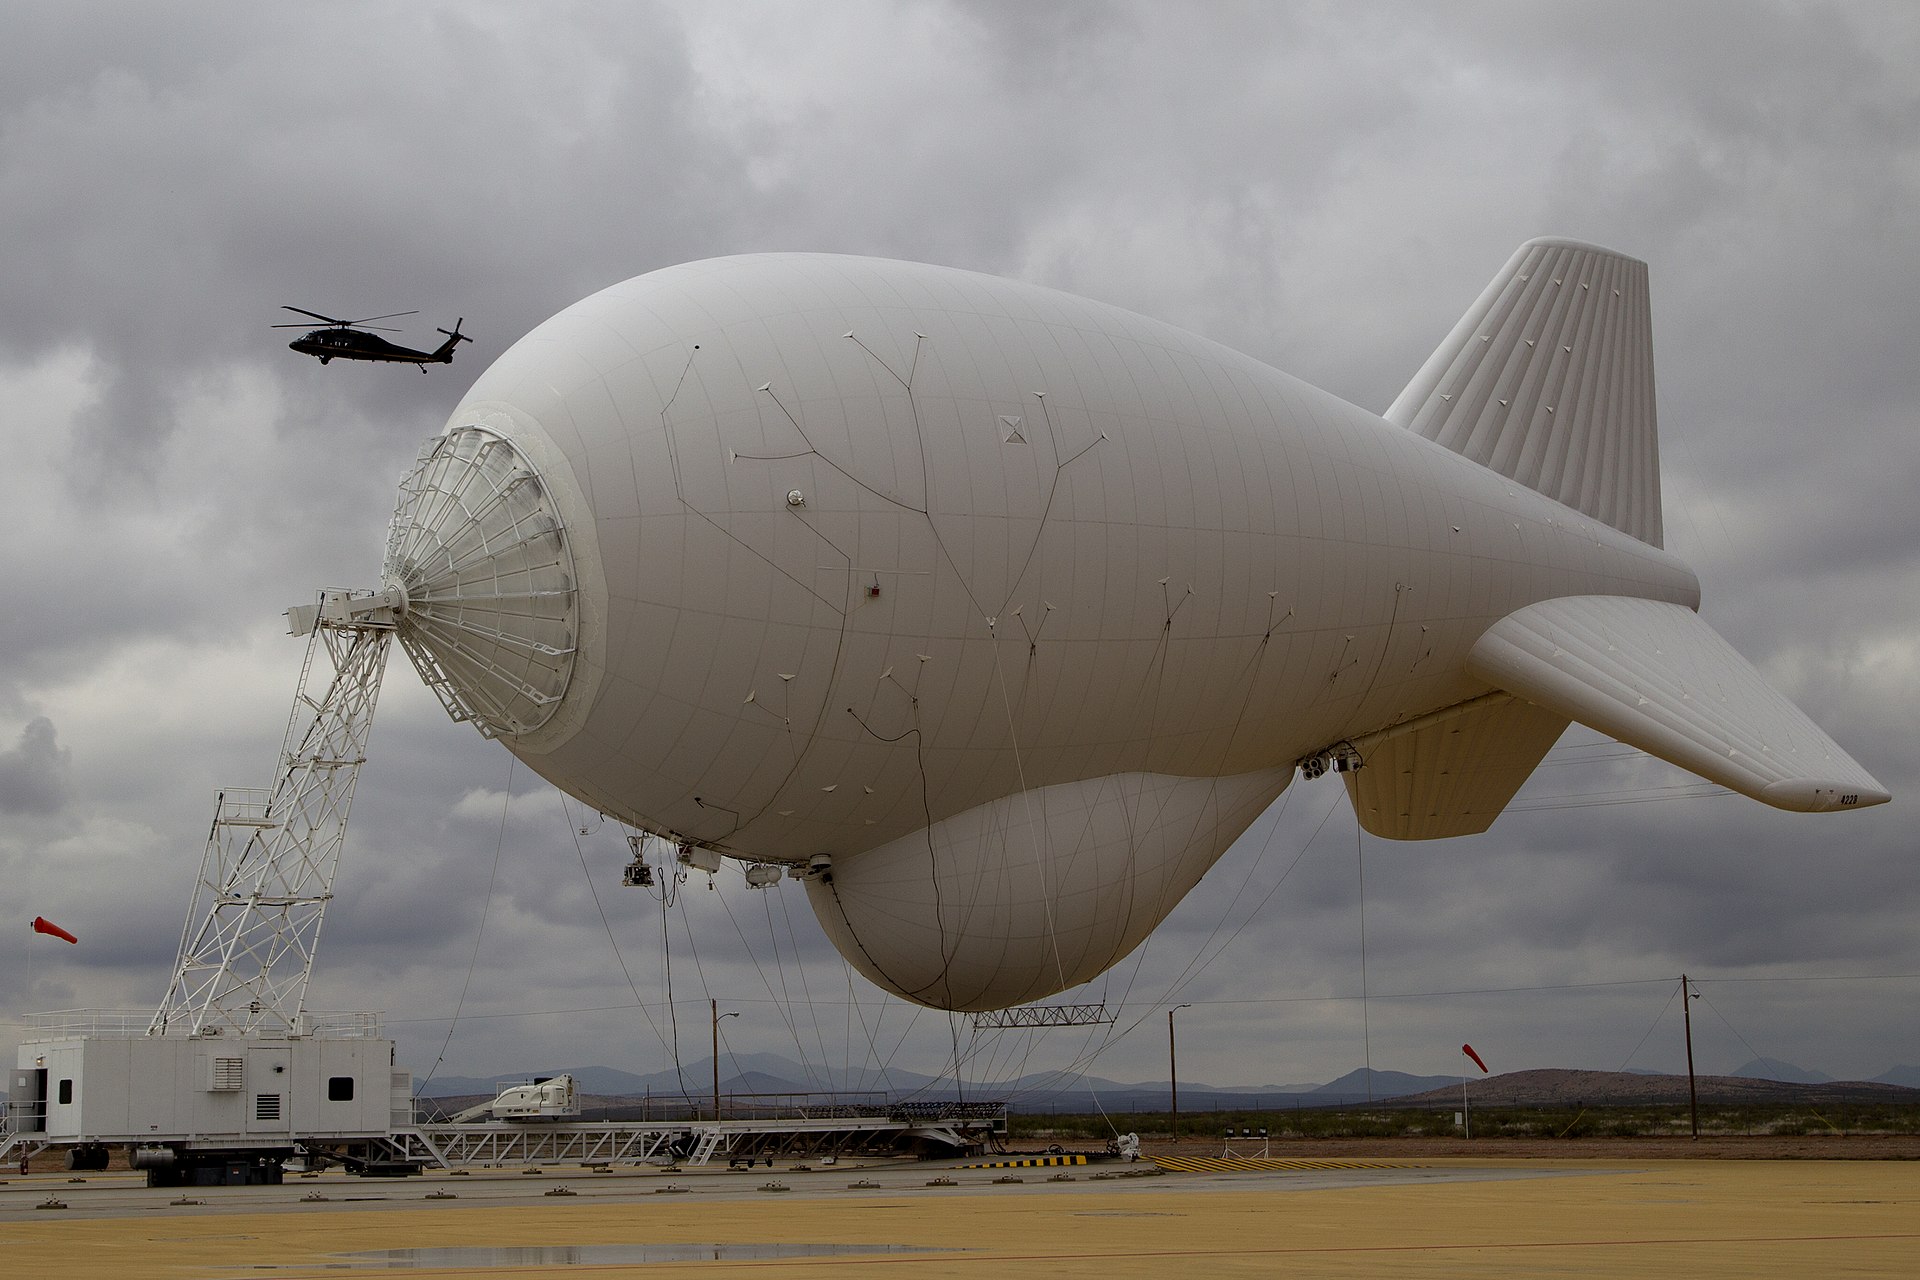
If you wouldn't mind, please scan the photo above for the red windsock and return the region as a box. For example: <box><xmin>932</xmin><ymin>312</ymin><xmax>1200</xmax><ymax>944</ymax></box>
<box><xmin>31</xmin><ymin>916</ymin><xmax>78</xmax><ymax>944</ymax></box>
<box><xmin>1462</xmin><ymin>1043</ymin><xmax>1489</xmax><ymax>1074</ymax></box>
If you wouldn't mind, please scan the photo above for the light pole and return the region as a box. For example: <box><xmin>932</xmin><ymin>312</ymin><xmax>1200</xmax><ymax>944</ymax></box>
<box><xmin>1169</xmin><ymin>1004</ymin><xmax>1191</xmax><ymax>1142</ymax></box>
<box><xmin>712</xmin><ymin>998</ymin><xmax>739</xmax><ymax>1121</ymax></box>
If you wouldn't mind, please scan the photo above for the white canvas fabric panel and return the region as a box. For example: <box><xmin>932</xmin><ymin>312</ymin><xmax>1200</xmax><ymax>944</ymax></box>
<box><xmin>1345</xmin><ymin>698</ymin><xmax>1571</xmax><ymax>840</ymax></box>
<box><xmin>805</xmin><ymin>767</ymin><xmax>1291</xmax><ymax>1010</ymax></box>
<box><xmin>1467</xmin><ymin>595</ymin><xmax>1889</xmax><ymax>811</ymax></box>
<box><xmin>1387</xmin><ymin>238</ymin><xmax>1663</xmax><ymax>548</ymax></box>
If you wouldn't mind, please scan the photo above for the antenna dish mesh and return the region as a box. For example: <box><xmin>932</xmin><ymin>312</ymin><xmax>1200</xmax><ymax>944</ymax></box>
<box><xmin>384</xmin><ymin>425</ymin><xmax>578</xmax><ymax>737</ymax></box>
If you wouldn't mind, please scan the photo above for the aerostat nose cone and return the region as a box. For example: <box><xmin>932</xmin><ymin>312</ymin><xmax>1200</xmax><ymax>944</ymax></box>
<box><xmin>383</xmin><ymin>425</ymin><xmax>578</xmax><ymax>739</ymax></box>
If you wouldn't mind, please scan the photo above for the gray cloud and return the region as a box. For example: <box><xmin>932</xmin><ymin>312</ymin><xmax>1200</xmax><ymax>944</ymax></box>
<box><xmin>0</xmin><ymin>717</ymin><xmax>71</xmax><ymax>815</ymax></box>
<box><xmin>1</xmin><ymin>0</ymin><xmax>1914</xmax><ymax>1090</ymax></box>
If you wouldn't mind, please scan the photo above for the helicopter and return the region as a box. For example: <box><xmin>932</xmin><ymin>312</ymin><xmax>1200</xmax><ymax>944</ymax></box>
<box><xmin>275</xmin><ymin>307</ymin><xmax>471</xmax><ymax>369</ymax></box>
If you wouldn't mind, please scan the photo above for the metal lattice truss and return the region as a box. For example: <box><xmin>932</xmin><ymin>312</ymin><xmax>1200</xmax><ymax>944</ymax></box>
<box><xmin>369</xmin><ymin>1107</ymin><xmax>1006</xmax><ymax>1169</ymax></box>
<box><xmin>969</xmin><ymin>1003</ymin><xmax>1114</xmax><ymax>1029</ymax></box>
<box><xmin>151</xmin><ymin>595</ymin><xmax>396</xmax><ymax>1037</ymax></box>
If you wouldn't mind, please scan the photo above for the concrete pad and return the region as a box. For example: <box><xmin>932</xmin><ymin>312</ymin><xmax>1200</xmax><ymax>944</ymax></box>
<box><xmin>3</xmin><ymin>1158</ymin><xmax>1918</xmax><ymax>1277</ymax></box>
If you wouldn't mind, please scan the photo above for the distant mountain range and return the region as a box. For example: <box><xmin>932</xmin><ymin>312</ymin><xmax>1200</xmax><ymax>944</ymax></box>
<box><xmin>1397</xmin><ymin>1068</ymin><xmax>1920</xmax><ymax>1108</ymax></box>
<box><xmin>415</xmin><ymin>1053</ymin><xmax>1920</xmax><ymax>1109</ymax></box>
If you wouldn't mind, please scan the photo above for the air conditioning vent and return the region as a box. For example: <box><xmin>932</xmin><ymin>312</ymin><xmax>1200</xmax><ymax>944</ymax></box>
<box><xmin>207</xmin><ymin>1057</ymin><xmax>244</xmax><ymax>1091</ymax></box>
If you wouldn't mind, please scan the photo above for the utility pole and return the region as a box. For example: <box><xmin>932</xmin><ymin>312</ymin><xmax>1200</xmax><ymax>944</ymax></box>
<box><xmin>1169</xmin><ymin>1004</ymin><xmax>1191</xmax><ymax>1141</ymax></box>
<box><xmin>711</xmin><ymin>999</ymin><xmax>738</xmax><ymax>1122</ymax></box>
<box><xmin>1681</xmin><ymin>974</ymin><xmax>1700</xmax><ymax>1139</ymax></box>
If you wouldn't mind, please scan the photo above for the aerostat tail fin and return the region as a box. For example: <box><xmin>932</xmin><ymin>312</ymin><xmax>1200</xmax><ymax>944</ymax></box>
<box><xmin>1468</xmin><ymin>596</ymin><xmax>1889</xmax><ymax>812</ymax></box>
<box><xmin>1388</xmin><ymin>238</ymin><xmax>1662</xmax><ymax>547</ymax></box>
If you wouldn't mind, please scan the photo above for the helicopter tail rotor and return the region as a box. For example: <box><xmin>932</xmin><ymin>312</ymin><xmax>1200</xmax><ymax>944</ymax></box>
<box><xmin>431</xmin><ymin>320</ymin><xmax>472</xmax><ymax>362</ymax></box>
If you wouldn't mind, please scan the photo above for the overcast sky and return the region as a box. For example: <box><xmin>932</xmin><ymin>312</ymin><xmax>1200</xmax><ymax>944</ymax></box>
<box><xmin>3</xmin><ymin>1</ymin><xmax>1916</xmax><ymax>1100</ymax></box>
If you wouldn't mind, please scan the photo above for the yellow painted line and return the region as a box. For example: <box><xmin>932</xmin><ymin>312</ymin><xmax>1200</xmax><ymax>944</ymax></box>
<box><xmin>959</xmin><ymin>1153</ymin><xmax>1090</xmax><ymax>1169</ymax></box>
<box><xmin>1153</xmin><ymin>1155</ymin><xmax>1418</xmax><ymax>1172</ymax></box>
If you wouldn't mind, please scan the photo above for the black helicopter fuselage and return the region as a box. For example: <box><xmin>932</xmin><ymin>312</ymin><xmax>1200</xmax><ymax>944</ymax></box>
<box><xmin>289</xmin><ymin>327</ymin><xmax>461</xmax><ymax>365</ymax></box>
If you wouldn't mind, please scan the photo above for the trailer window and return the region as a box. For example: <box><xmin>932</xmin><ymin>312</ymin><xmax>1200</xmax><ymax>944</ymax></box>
<box><xmin>327</xmin><ymin>1076</ymin><xmax>355</xmax><ymax>1102</ymax></box>
<box><xmin>57</xmin><ymin>1078</ymin><xmax>73</xmax><ymax>1105</ymax></box>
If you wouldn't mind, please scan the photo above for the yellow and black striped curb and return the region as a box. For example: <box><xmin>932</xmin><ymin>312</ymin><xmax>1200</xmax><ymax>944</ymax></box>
<box><xmin>958</xmin><ymin>1154</ymin><xmax>1090</xmax><ymax>1169</ymax></box>
<box><xmin>1152</xmin><ymin>1156</ymin><xmax>1418</xmax><ymax>1173</ymax></box>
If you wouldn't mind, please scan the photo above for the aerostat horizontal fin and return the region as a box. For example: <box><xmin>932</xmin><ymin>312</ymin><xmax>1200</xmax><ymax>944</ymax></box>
<box><xmin>1467</xmin><ymin>596</ymin><xmax>1889</xmax><ymax>812</ymax></box>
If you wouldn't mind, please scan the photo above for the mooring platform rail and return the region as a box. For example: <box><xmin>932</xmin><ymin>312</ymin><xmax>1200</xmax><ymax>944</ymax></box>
<box><xmin>372</xmin><ymin>1103</ymin><xmax>1008</xmax><ymax>1170</ymax></box>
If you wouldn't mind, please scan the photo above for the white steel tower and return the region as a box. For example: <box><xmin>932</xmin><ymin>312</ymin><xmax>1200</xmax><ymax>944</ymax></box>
<box><xmin>150</xmin><ymin>589</ymin><xmax>402</xmax><ymax>1037</ymax></box>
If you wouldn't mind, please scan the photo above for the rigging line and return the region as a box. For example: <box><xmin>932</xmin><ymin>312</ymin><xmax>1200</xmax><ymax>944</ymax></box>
<box><xmin>1152</xmin><ymin>786</ymin><xmax>1297</xmax><ymax>1008</ymax></box>
<box><xmin>556</xmin><ymin>794</ymin><xmax>673</xmax><ymax>1060</ymax></box>
<box><xmin>988</xmin><ymin>392</ymin><xmax>1102</xmax><ymax>621</ymax></box>
<box><xmin>956</xmin><ymin>1020</ymin><xmax>1034</xmax><ymax>1090</ymax></box>
<box><xmin>1048</xmin><ymin>783</ymin><xmax>1347</xmax><ymax>1086</ymax></box>
<box><xmin>981</xmin><ymin>1027</ymin><xmax>1030</xmax><ymax>1095</ymax></box>
<box><xmin>986</xmin><ymin>620</ymin><xmax>1070</xmax><ymax>996</ymax></box>
<box><xmin>1074</xmin><ymin>603</ymin><xmax>1197</xmax><ymax>1054</ymax></box>
<box><xmin>714</xmin><ymin>874</ymin><xmax>819</xmax><ymax>1089</ymax></box>
<box><xmin>842</xmin><ymin>959</ymin><xmax>855</xmax><ymax>1094</ymax></box>
<box><xmin>660</xmin><ymin>858</ymin><xmax>691</xmax><ymax>1099</ymax></box>
<box><xmin>342</xmin><ymin>971</ymin><xmax>1743</xmax><ymax>1031</ymax></box>
<box><xmin>1157</xmin><ymin>783</ymin><xmax>1344</xmax><ymax>1011</ymax></box>
<box><xmin>1615</xmin><ymin>981</ymin><xmax>1683</xmax><ymax>1073</ymax></box>
<box><xmin>844</xmin><ymin>958</ymin><xmax>897</xmax><ymax>1096</ymax></box>
<box><xmin>1352</xmin><ymin>581</ymin><xmax>1407</xmax><ymax>712</ymax></box>
<box><xmin>757</xmin><ymin>382</ymin><xmax>927</xmax><ymax>515</ymax></box>
<box><xmin>843</xmin><ymin>958</ymin><xmax>880</xmax><ymax>1095</ymax></box>
<box><xmin>1507</xmin><ymin>786</ymin><xmax>1731</xmax><ymax>812</ymax></box>
<box><xmin>715</xmin><ymin>1015</ymin><xmax>744</xmax><ymax>1106</ymax></box>
<box><xmin>1086</xmin><ymin>1079</ymin><xmax>1122</xmax><ymax>1141</ymax></box>
<box><xmin>419</xmin><ymin>752</ymin><xmax>516</xmax><ymax>1093</ymax></box>
<box><xmin>948</xmin><ymin>1010</ymin><xmax>965</xmax><ymax>1103</ymax></box>
<box><xmin>727</xmin><ymin>544</ymin><xmax>856</xmax><ymax>842</ymax></box>
<box><xmin>675</xmin><ymin>884</ymin><xmax>715</xmax><ymax>1000</ymax></box>
<box><xmin>1691</xmin><ymin>986</ymin><xmax>1771</xmax><ymax>1072</ymax></box>
<box><xmin>1093</xmin><ymin>577</ymin><xmax>1291</xmax><ymax>1040</ymax></box>
<box><xmin>1706</xmin><ymin>973</ymin><xmax>1920</xmax><ymax>985</ymax></box>
<box><xmin>1356</xmin><ymin>818</ymin><xmax>1372</xmax><ymax>1104</ymax></box>
<box><xmin>1186</xmin><ymin>975</ymin><xmax>1681</xmax><ymax>1003</ymax></box>
<box><xmin>844</xmin><ymin>701</ymin><xmax>958</xmax><ymax>1006</ymax></box>
<box><xmin>772</xmin><ymin>882</ymin><xmax>836</xmax><ymax>1088</ymax></box>
<box><xmin>1537</xmin><ymin>745</ymin><xmax>1645</xmax><ymax>765</ymax></box>
<box><xmin>872</xmin><ymin>994</ymin><xmax>917</xmax><ymax>1095</ymax></box>
<box><xmin>879</xmin><ymin>997</ymin><xmax>929</xmax><ymax>1105</ymax></box>
<box><xmin>1517</xmin><ymin>780</ymin><xmax>1729</xmax><ymax>802</ymax></box>
<box><xmin>672</xmin><ymin>885</ymin><xmax>719</xmax><ymax>1099</ymax></box>
<box><xmin>1087</xmin><ymin>741</ymin><xmax>1283</xmax><ymax>1069</ymax></box>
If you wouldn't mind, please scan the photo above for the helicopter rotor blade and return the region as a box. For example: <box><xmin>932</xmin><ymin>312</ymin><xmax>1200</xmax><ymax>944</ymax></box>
<box><xmin>282</xmin><ymin>305</ymin><xmax>349</xmax><ymax>325</ymax></box>
<box><xmin>346</xmin><ymin>310</ymin><xmax>419</xmax><ymax>326</ymax></box>
<box><xmin>272</xmin><ymin>322</ymin><xmax>404</xmax><ymax>332</ymax></box>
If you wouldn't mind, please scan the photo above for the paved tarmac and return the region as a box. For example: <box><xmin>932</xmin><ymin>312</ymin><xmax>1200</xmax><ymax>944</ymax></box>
<box><xmin>3</xmin><ymin>1154</ymin><xmax>1917</xmax><ymax>1277</ymax></box>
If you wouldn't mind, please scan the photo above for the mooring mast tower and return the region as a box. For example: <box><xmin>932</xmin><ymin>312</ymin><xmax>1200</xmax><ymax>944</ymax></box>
<box><xmin>151</xmin><ymin>589</ymin><xmax>401</xmax><ymax>1037</ymax></box>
